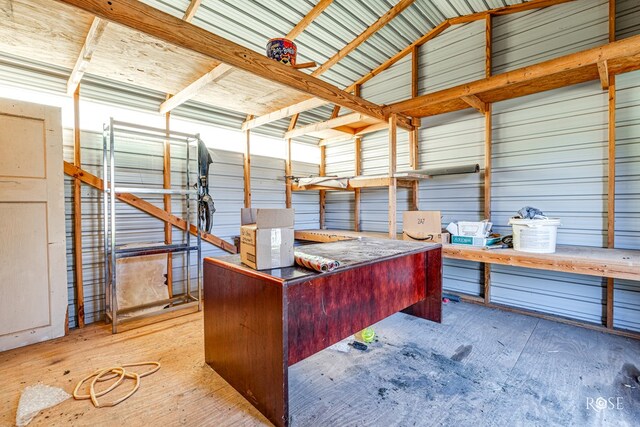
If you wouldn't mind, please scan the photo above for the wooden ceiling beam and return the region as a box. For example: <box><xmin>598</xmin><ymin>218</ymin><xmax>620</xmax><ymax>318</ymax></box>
<box><xmin>311</xmin><ymin>0</ymin><xmax>416</xmax><ymax>77</ymax></box>
<box><xmin>284</xmin><ymin>112</ymin><xmax>368</xmax><ymax>139</ymax></box>
<box><xmin>183</xmin><ymin>0</ymin><xmax>202</xmax><ymax>22</ymax></box>
<box><xmin>242</xmin><ymin>0</ymin><xmax>575</xmax><ymax>132</ymax></box>
<box><xmin>159</xmin><ymin>64</ymin><xmax>233</xmax><ymax>114</ymax></box>
<box><xmin>241</xmin><ymin>97</ymin><xmax>328</xmax><ymax>131</ymax></box>
<box><xmin>385</xmin><ymin>35</ymin><xmax>640</xmax><ymax>117</ymax></box>
<box><xmin>286</xmin><ymin>0</ymin><xmax>334</xmax><ymax>40</ymax></box>
<box><xmin>66</xmin><ymin>17</ymin><xmax>108</xmax><ymax>95</ymax></box>
<box><xmin>55</xmin><ymin>0</ymin><xmax>403</xmax><ymax>125</ymax></box>
<box><xmin>155</xmin><ymin>0</ymin><xmax>332</xmax><ymax>114</ymax></box>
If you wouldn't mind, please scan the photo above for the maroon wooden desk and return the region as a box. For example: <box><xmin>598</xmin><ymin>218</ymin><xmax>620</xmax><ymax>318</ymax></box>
<box><xmin>203</xmin><ymin>238</ymin><xmax>442</xmax><ymax>427</ymax></box>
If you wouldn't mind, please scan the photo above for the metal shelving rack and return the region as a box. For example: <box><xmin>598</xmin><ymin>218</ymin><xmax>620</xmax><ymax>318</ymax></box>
<box><xmin>103</xmin><ymin>119</ymin><xmax>203</xmax><ymax>333</ymax></box>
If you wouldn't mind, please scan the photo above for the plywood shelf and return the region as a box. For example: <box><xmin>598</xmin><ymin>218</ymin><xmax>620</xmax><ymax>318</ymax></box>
<box><xmin>294</xmin><ymin>229</ymin><xmax>640</xmax><ymax>282</ymax></box>
<box><xmin>387</xmin><ymin>35</ymin><xmax>640</xmax><ymax>118</ymax></box>
<box><xmin>284</xmin><ymin>112</ymin><xmax>386</xmax><ymax>141</ymax></box>
<box><xmin>292</xmin><ymin>174</ymin><xmax>423</xmax><ymax>192</ymax></box>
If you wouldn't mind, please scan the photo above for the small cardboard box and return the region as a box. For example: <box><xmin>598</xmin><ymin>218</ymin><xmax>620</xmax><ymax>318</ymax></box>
<box><xmin>402</xmin><ymin>211</ymin><xmax>449</xmax><ymax>244</ymax></box>
<box><xmin>451</xmin><ymin>235</ymin><xmax>501</xmax><ymax>247</ymax></box>
<box><xmin>240</xmin><ymin>208</ymin><xmax>295</xmax><ymax>270</ymax></box>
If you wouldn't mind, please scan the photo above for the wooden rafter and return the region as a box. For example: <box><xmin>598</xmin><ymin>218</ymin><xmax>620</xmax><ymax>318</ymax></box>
<box><xmin>183</xmin><ymin>0</ymin><xmax>202</xmax><ymax>22</ymax></box>
<box><xmin>241</xmin><ymin>98</ymin><xmax>327</xmax><ymax>131</ymax></box>
<box><xmin>66</xmin><ymin>17</ymin><xmax>108</xmax><ymax>95</ymax></box>
<box><xmin>55</xmin><ymin>0</ymin><xmax>405</xmax><ymax>125</ymax></box>
<box><xmin>286</xmin><ymin>0</ymin><xmax>333</xmax><ymax>40</ymax></box>
<box><xmin>241</xmin><ymin>0</ymin><xmax>576</xmax><ymax>133</ymax></box>
<box><xmin>284</xmin><ymin>112</ymin><xmax>383</xmax><ymax>140</ymax></box>
<box><xmin>158</xmin><ymin>0</ymin><xmax>331</xmax><ymax>115</ymax></box>
<box><xmin>311</xmin><ymin>0</ymin><xmax>415</xmax><ymax>77</ymax></box>
<box><xmin>159</xmin><ymin>65</ymin><xmax>233</xmax><ymax>114</ymax></box>
<box><xmin>63</xmin><ymin>161</ymin><xmax>237</xmax><ymax>254</ymax></box>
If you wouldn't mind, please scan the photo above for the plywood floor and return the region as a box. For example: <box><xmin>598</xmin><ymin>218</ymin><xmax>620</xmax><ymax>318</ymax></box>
<box><xmin>1</xmin><ymin>303</ymin><xmax>639</xmax><ymax>426</ymax></box>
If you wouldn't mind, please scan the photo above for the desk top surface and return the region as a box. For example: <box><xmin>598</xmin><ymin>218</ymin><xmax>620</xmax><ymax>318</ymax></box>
<box><xmin>205</xmin><ymin>238</ymin><xmax>440</xmax><ymax>283</ymax></box>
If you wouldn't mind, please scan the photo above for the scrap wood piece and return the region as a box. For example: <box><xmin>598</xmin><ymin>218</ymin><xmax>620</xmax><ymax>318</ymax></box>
<box><xmin>63</xmin><ymin>161</ymin><xmax>237</xmax><ymax>254</ymax></box>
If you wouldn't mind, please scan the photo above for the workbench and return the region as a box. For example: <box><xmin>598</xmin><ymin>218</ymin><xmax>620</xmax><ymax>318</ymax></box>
<box><xmin>203</xmin><ymin>238</ymin><xmax>442</xmax><ymax>427</ymax></box>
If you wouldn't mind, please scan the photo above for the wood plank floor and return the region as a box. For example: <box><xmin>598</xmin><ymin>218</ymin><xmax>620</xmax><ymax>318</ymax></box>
<box><xmin>1</xmin><ymin>303</ymin><xmax>639</xmax><ymax>426</ymax></box>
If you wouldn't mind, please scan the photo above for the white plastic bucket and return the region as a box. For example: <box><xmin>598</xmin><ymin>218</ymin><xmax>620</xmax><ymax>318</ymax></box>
<box><xmin>508</xmin><ymin>218</ymin><xmax>561</xmax><ymax>253</ymax></box>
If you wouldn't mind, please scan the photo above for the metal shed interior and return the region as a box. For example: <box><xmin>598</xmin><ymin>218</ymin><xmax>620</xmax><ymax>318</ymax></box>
<box><xmin>1</xmin><ymin>0</ymin><xmax>640</xmax><ymax>426</ymax></box>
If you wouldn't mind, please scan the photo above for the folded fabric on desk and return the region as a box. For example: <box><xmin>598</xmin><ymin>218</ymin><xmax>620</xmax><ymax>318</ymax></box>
<box><xmin>294</xmin><ymin>251</ymin><xmax>341</xmax><ymax>272</ymax></box>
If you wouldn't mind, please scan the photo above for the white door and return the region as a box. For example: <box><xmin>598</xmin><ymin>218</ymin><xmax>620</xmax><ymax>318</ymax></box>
<box><xmin>0</xmin><ymin>98</ymin><xmax>68</xmax><ymax>351</ymax></box>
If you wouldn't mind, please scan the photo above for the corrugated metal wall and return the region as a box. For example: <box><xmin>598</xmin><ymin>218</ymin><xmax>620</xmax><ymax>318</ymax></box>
<box><xmin>325</xmin><ymin>0</ymin><xmax>640</xmax><ymax>330</ymax></box>
<box><xmin>62</xmin><ymin>129</ymin><xmax>318</xmax><ymax>328</ymax></box>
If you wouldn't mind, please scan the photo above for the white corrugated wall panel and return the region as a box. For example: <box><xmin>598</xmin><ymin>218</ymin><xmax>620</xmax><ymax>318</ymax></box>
<box><xmin>492</xmin><ymin>0</ymin><xmax>608</xmax><ymax>74</ymax></box>
<box><xmin>419</xmin><ymin>19</ymin><xmax>485</xmax><ymax>94</ymax></box>
<box><xmin>360</xmin><ymin>55</ymin><xmax>412</xmax><ymax>105</ymax></box>
<box><xmin>325</xmin><ymin>139</ymin><xmax>356</xmax><ymax>230</ymax></box>
<box><xmin>419</xmin><ymin>110</ymin><xmax>485</xmax><ymax>296</ymax></box>
<box><xmin>292</xmin><ymin>161</ymin><xmax>320</xmax><ymax>230</ymax></box>
<box><xmin>488</xmin><ymin>1</ymin><xmax>612</xmax><ymax>325</ymax></box>
<box><xmin>616</xmin><ymin>0</ymin><xmax>640</xmax><ymax>40</ymax></box>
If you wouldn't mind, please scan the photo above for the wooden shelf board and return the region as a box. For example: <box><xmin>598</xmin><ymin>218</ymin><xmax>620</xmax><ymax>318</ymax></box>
<box><xmin>294</xmin><ymin>229</ymin><xmax>640</xmax><ymax>281</ymax></box>
<box><xmin>292</xmin><ymin>175</ymin><xmax>422</xmax><ymax>192</ymax></box>
<box><xmin>285</xmin><ymin>112</ymin><xmax>384</xmax><ymax>140</ymax></box>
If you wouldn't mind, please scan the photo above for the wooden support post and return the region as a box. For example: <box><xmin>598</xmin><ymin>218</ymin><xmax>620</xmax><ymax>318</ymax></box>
<box><xmin>410</xmin><ymin>45</ymin><xmax>420</xmax><ymax>211</ymax></box>
<box><xmin>606</xmin><ymin>0</ymin><xmax>616</xmax><ymax>329</ymax></box>
<box><xmin>354</xmin><ymin>137</ymin><xmax>361</xmax><ymax>231</ymax></box>
<box><xmin>285</xmin><ymin>114</ymin><xmax>299</xmax><ymax>209</ymax></box>
<box><xmin>319</xmin><ymin>146</ymin><xmax>326</xmax><ymax>229</ymax></box>
<box><xmin>73</xmin><ymin>85</ymin><xmax>84</xmax><ymax>328</ymax></box>
<box><xmin>388</xmin><ymin>114</ymin><xmax>397</xmax><ymax>239</ymax></box>
<box><xmin>484</xmin><ymin>13</ymin><xmax>493</xmax><ymax>305</ymax></box>
<box><xmin>244</xmin><ymin>116</ymin><xmax>252</xmax><ymax>208</ymax></box>
<box><xmin>164</xmin><ymin>100</ymin><xmax>173</xmax><ymax>297</ymax></box>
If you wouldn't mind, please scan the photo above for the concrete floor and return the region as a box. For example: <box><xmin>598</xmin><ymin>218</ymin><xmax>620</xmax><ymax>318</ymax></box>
<box><xmin>2</xmin><ymin>302</ymin><xmax>638</xmax><ymax>426</ymax></box>
<box><xmin>290</xmin><ymin>302</ymin><xmax>640</xmax><ymax>427</ymax></box>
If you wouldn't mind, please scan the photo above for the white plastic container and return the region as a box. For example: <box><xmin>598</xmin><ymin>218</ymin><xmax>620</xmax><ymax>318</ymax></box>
<box><xmin>508</xmin><ymin>218</ymin><xmax>561</xmax><ymax>253</ymax></box>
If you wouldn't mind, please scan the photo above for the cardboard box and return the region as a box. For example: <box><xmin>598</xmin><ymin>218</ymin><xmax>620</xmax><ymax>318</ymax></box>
<box><xmin>451</xmin><ymin>235</ymin><xmax>501</xmax><ymax>247</ymax></box>
<box><xmin>402</xmin><ymin>211</ymin><xmax>449</xmax><ymax>243</ymax></box>
<box><xmin>240</xmin><ymin>208</ymin><xmax>295</xmax><ymax>270</ymax></box>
